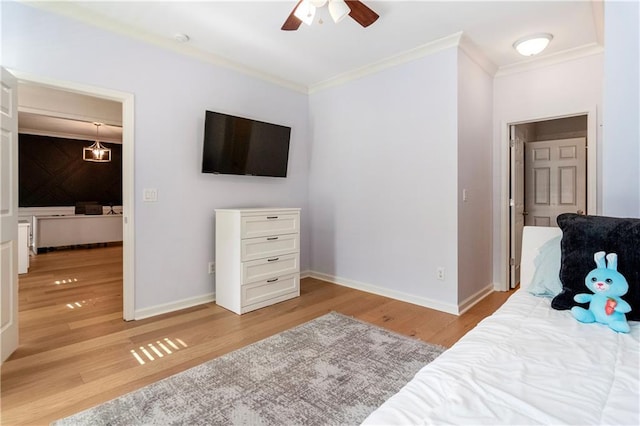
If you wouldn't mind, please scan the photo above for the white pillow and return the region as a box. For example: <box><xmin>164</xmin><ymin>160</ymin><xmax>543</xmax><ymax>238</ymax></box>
<box><xmin>527</xmin><ymin>235</ymin><xmax>563</xmax><ymax>297</ymax></box>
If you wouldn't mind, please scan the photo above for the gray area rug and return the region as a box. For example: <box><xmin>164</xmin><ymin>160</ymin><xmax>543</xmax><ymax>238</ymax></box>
<box><xmin>53</xmin><ymin>312</ymin><xmax>444</xmax><ymax>425</ymax></box>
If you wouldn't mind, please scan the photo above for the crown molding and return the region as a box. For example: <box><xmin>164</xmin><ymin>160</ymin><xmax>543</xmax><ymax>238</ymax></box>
<box><xmin>21</xmin><ymin>0</ymin><xmax>309</xmax><ymax>94</ymax></box>
<box><xmin>309</xmin><ymin>31</ymin><xmax>499</xmax><ymax>94</ymax></box>
<box><xmin>309</xmin><ymin>32</ymin><xmax>464</xmax><ymax>94</ymax></box>
<box><xmin>458</xmin><ymin>33</ymin><xmax>498</xmax><ymax>76</ymax></box>
<box><xmin>21</xmin><ymin>1</ymin><xmax>605</xmax><ymax>95</ymax></box>
<box><xmin>495</xmin><ymin>43</ymin><xmax>604</xmax><ymax>77</ymax></box>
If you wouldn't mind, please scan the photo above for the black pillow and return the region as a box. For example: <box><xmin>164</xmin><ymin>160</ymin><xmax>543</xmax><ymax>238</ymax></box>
<box><xmin>552</xmin><ymin>213</ymin><xmax>640</xmax><ymax>321</ymax></box>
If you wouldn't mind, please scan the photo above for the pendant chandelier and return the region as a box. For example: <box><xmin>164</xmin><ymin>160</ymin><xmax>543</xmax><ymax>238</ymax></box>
<box><xmin>83</xmin><ymin>122</ymin><xmax>111</xmax><ymax>162</ymax></box>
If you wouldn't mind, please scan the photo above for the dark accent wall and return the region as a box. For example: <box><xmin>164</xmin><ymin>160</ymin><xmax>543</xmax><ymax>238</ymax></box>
<box><xmin>19</xmin><ymin>134</ymin><xmax>122</xmax><ymax>207</ymax></box>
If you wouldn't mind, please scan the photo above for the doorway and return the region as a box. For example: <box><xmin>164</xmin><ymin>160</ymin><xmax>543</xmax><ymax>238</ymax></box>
<box><xmin>508</xmin><ymin>115</ymin><xmax>590</xmax><ymax>288</ymax></box>
<box><xmin>12</xmin><ymin>71</ymin><xmax>135</xmax><ymax>320</ymax></box>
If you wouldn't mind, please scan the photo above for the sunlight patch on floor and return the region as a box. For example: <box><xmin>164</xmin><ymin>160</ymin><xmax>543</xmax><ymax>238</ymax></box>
<box><xmin>66</xmin><ymin>300</ymin><xmax>87</xmax><ymax>309</ymax></box>
<box><xmin>131</xmin><ymin>338</ymin><xmax>189</xmax><ymax>365</ymax></box>
<box><xmin>55</xmin><ymin>278</ymin><xmax>78</xmax><ymax>285</ymax></box>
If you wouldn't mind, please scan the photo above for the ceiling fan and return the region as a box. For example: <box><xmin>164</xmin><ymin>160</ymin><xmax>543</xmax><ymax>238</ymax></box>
<box><xmin>282</xmin><ymin>0</ymin><xmax>379</xmax><ymax>31</ymax></box>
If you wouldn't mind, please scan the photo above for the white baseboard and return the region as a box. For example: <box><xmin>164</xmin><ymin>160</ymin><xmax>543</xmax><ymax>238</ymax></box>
<box><xmin>133</xmin><ymin>274</ymin><xmax>494</xmax><ymax>320</ymax></box>
<box><xmin>134</xmin><ymin>292</ymin><xmax>215</xmax><ymax>320</ymax></box>
<box><xmin>306</xmin><ymin>271</ymin><xmax>460</xmax><ymax>315</ymax></box>
<box><xmin>457</xmin><ymin>283</ymin><xmax>495</xmax><ymax>315</ymax></box>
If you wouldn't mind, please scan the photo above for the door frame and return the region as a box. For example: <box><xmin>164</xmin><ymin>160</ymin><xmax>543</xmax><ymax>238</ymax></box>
<box><xmin>10</xmin><ymin>69</ymin><xmax>135</xmax><ymax>320</ymax></box>
<box><xmin>498</xmin><ymin>106</ymin><xmax>598</xmax><ymax>292</ymax></box>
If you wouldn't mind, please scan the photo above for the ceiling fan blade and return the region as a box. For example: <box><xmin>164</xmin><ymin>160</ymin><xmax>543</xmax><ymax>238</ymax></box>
<box><xmin>281</xmin><ymin>0</ymin><xmax>304</xmax><ymax>31</ymax></box>
<box><xmin>345</xmin><ymin>0</ymin><xmax>379</xmax><ymax>28</ymax></box>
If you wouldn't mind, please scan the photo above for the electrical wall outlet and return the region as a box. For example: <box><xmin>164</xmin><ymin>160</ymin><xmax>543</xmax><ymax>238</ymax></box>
<box><xmin>208</xmin><ymin>262</ymin><xmax>215</xmax><ymax>274</ymax></box>
<box><xmin>436</xmin><ymin>267</ymin><xmax>445</xmax><ymax>281</ymax></box>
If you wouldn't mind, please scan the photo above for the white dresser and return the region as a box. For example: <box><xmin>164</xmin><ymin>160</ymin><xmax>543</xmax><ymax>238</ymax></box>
<box><xmin>215</xmin><ymin>208</ymin><xmax>300</xmax><ymax>314</ymax></box>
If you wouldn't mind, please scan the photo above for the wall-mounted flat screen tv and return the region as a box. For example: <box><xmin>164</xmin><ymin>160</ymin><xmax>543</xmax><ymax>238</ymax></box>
<box><xmin>201</xmin><ymin>110</ymin><xmax>291</xmax><ymax>178</ymax></box>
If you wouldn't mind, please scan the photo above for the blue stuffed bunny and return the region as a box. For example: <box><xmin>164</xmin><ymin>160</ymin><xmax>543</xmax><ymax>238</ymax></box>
<box><xmin>571</xmin><ymin>251</ymin><xmax>631</xmax><ymax>333</ymax></box>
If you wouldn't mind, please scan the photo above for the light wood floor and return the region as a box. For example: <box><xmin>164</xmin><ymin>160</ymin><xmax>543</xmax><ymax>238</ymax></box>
<box><xmin>1</xmin><ymin>245</ymin><xmax>512</xmax><ymax>425</ymax></box>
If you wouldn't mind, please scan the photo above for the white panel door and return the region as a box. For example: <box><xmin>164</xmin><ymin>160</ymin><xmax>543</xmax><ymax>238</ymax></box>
<box><xmin>525</xmin><ymin>138</ymin><xmax>587</xmax><ymax>227</ymax></box>
<box><xmin>1</xmin><ymin>67</ymin><xmax>19</xmax><ymax>363</ymax></box>
<box><xmin>510</xmin><ymin>126</ymin><xmax>525</xmax><ymax>288</ymax></box>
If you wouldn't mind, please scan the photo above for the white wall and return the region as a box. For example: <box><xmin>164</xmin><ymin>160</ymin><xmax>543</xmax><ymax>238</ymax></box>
<box><xmin>602</xmin><ymin>0</ymin><xmax>640</xmax><ymax>217</ymax></box>
<box><xmin>307</xmin><ymin>48</ymin><xmax>460</xmax><ymax>312</ymax></box>
<box><xmin>457</xmin><ymin>50</ymin><xmax>494</xmax><ymax>304</ymax></box>
<box><xmin>6</xmin><ymin>1</ymin><xmax>631</xmax><ymax>318</ymax></box>
<box><xmin>2</xmin><ymin>1</ymin><xmax>311</xmax><ymax>314</ymax></box>
<box><xmin>492</xmin><ymin>53</ymin><xmax>604</xmax><ymax>289</ymax></box>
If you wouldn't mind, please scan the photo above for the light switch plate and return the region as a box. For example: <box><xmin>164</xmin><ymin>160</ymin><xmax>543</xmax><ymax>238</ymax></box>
<box><xmin>143</xmin><ymin>188</ymin><xmax>158</xmax><ymax>202</ymax></box>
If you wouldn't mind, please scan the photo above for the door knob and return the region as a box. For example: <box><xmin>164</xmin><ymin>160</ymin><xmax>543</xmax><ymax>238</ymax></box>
<box><xmin>577</xmin><ymin>210</ymin><xmax>585</xmax><ymax>215</ymax></box>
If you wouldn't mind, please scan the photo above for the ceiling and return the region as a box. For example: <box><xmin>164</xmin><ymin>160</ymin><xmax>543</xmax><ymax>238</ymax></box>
<box><xmin>34</xmin><ymin>0</ymin><xmax>604</xmax><ymax>92</ymax></box>
<box><xmin>19</xmin><ymin>112</ymin><xmax>123</xmax><ymax>143</ymax></box>
<box><xmin>18</xmin><ymin>82</ymin><xmax>123</xmax><ymax>143</ymax></box>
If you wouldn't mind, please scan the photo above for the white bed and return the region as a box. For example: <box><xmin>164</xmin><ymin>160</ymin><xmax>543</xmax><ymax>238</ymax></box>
<box><xmin>363</xmin><ymin>226</ymin><xmax>640</xmax><ymax>425</ymax></box>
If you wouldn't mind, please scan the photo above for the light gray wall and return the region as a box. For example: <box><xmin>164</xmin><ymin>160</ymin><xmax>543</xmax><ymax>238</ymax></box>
<box><xmin>2</xmin><ymin>1</ymin><xmax>311</xmax><ymax>313</ymax></box>
<box><xmin>4</xmin><ymin>0</ymin><xmax>634</xmax><ymax>318</ymax></box>
<box><xmin>457</xmin><ymin>50</ymin><xmax>493</xmax><ymax>304</ymax></box>
<box><xmin>307</xmin><ymin>48</ymin><xmax>460</xmax><ymax>312</ymax></box>
<box><xmin>492</xmin><ymin>53</ymin><xmax>604</xmax><ymax>289</ymax></box>
<box><xmin>602</xmin><ymin>0</ymin><xmax>640</xmax><ymax>217</ymax></box>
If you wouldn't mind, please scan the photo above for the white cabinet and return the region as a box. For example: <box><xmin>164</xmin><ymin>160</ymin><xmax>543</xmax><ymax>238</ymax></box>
<box><xmin>35</xmin><ymin>215</ymin><xmax>122</xmax><ymax>250</ymax></box>
<box><xmin>215</xmin><ymin>208</ymin><xmax>300</xmax><ymax>314</ymax></box>
<box><xmin>18</xmin><ymin>221</ymin><xmax>30</xmax><ymax>274</ymax></box>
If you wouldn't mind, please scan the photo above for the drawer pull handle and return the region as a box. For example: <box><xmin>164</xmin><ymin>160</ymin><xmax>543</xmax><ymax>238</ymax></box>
<box><xmin>266</xmin><ymin>216</ymin><xmax>278</xmax><ymax>219</ymax></box>
<box><xmin>267</xmin><ymin>257</ymin><xmax>279</xmax><ymax>262</ymax></box>
<box><xmin>267</xmin><ymin>278</ymin><xmax>279</xmax><ymax>283</ymax></box>
<box><xmin>267</xmin><ymin>237</ymin><xmax>279</xmax><ymax>240</ymax></box>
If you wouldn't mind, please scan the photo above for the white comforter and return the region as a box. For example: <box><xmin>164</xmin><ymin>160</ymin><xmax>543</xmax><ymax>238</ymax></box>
<box><xmin>363</xmin><ymin>290</ymin><xmax>640</xmax><ymax>425</ymax></box>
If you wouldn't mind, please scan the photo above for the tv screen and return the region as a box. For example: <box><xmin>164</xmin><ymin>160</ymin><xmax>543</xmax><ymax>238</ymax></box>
<box><xmin>201</xmin><ymin>110</ymin><xmax>291</xmax><ymax>178</ymax></box>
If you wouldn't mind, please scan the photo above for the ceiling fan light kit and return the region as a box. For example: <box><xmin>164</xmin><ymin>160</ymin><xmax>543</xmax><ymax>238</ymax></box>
<box><xmin>293</xmin><ymin>0</ymin><xmax>316</xmax><ymax>26</ymax></box>
<box><xmin>328</xmin><ymin>0</ymin><xmax>351</xmax><ymax>23</ymax></box>
<box><xmin>282</xmin><ymin>0</ymin><xmax>378</xmax><ymax>31</ymax></box>
<box><xmin>513</xmin><ymin>33</ymin><xmax>553</xmax><ymax>56</ymax></box>
<box><xmin>294</xmin><ymin>0</ymin><xmax>350</xmax><ymax>26</ymax></box>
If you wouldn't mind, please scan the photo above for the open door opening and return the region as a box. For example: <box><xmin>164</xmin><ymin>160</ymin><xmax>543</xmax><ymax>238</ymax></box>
<box><xmin>9</xmin><ymin>70</ymin><xmax>135</xmax><ymax>324</ymax></box>
<box><xmin>509</xmin><ymin>115</ymin><xmax>588</xmax><ymax>288</ymax></box>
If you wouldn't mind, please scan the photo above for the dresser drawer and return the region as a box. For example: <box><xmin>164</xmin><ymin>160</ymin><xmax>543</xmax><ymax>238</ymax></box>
<box><xmin>241</xmin><ymin>213</ymin><xmax>299</xmax><ymax>239</ymax></box>
<box><xmin>241</xmin><ymin>274</ymin><xmax>299</xmax><ymax>310</ymax></box>
<box><xmin>241</xmin><ymin>234</ymin><xmax>299</xmax><ymax>262</ymax></box>
<box><xmin>242</xmin><ymin>253</ymin><xmax>299</xmax><ymax>284</ymax></box>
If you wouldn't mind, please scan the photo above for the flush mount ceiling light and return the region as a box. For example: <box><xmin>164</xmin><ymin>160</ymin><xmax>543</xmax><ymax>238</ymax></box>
<box><xmin>513</xmin><ymin>33</ymin><xmax>553</xmax><ymax>56</ymax></box>
<box><xmin>83</xmin><ymin>122</ymin><xmax>111</xmax><ymax>162</ymax></box>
